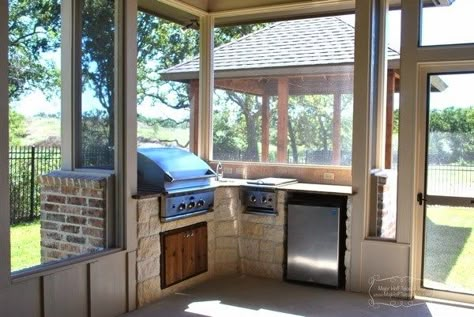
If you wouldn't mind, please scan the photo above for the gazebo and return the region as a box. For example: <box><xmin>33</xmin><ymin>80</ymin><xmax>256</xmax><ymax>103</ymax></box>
<box><xmin>161</xmin><ymin>16</ymin><xmax>446</xmax><ymax>167</ymax></box>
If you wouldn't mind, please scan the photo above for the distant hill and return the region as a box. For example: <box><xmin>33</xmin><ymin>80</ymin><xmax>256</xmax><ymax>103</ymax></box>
<box><xmin>22</xmin><ymin>117</ymin><xmax>61</xmax><ymax>147</ymax></box>
<box><xmin>18</xmin><ymin>116</ymin><xmax>189</xmax><ymax>148</ymax></box>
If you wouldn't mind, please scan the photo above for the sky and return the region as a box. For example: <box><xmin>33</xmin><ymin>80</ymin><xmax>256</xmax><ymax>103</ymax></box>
<box><xmin>11</xmin><ymin>0</ymin><xmax>474</xmax><ymax>117</ymax></box>
<box><xmin>420</xmin><ymin>0</ymin><xmax>474</xmax><ymax>109</ymax></box>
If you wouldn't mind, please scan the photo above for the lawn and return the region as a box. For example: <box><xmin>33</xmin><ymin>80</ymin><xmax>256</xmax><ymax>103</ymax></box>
<box><xmin>423</xmin><ymin>206</ymin><xmax>474</xmax><ymax>294</ymax></box>
<box><xmin>137</xmin><ymin>122</ymin><xmax>189</xmax><ymax>146</ymax></box>
<box><xmin>20</xmin><ymin>117</ymin><xmax>192</xmax><ymax>148</ymax></box>
<box><xmin>10</xmin><ymin>220</ymin><xmax>41</xmax><ymax>272</ymax></box>
<box><xmin>23</xmin><ymin>117</ymin><xmax>60</xmax><ymax>146</ymax></box>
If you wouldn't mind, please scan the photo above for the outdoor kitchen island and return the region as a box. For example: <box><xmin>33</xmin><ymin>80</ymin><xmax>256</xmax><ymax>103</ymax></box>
<box><xmin>133</xmin><ymin>180</ymin><xmax>354</xmax><ymax>307</ymax></box>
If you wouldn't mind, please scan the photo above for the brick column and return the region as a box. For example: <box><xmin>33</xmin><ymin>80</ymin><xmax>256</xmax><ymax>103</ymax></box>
<box><xmin>374</xmin><ymin>170</ymin><xmax>396</xmax><ymax>239</ymax></box>
<box><xmin>39</xmin><ymin>171</ymin><xmax>111</xmax><ymax>263</ymax></box>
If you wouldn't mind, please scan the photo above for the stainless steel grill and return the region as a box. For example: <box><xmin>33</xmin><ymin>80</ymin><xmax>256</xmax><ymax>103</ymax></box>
<box><xmin>137</xmin><ymin>147</ymin><xmax>216</xmax><ymax>221</ymax></box>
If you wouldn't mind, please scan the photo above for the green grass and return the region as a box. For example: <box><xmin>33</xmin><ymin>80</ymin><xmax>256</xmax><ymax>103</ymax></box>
<box><xmin>137</xmin><ymin>122</ymin><xmax>189</xmax><ymax>146</ymax></box>
<box><xmin>424</xmin><ymin>206</ymin><xmax>474</xmax><ymax>294</ymax></box>
<box><xmin>10</xmin><ymin>220</ymin><xmax>41</xmax><ymax>272</ymax></box>
<box><xmin>23</xmin><ymin>117</ymin><xmax>60</xmax><ymax>146</ymax></box>
<box><xmin>19</xmin><ymin>117</ymin><xmax>192</xmax><ymax>147</ymax></box>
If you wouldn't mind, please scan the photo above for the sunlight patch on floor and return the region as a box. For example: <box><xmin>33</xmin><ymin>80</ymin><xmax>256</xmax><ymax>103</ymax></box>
<box><xmin>426</xmin><ymin>302</ymin><xmax>474</xmax><ymax>317</ymax></box>
<box><xmin>185</xmin><ymin>300</ymin><xmax>304</xmax><ymax>317</ymax></box>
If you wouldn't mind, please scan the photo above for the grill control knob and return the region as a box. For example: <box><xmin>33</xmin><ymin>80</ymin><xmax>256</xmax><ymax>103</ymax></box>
<box><xmin>196</xmin><ymin>199</ymin><xmax>205</xmax><ymax>208</ymax></box>
<box><xmin>261</xmin><ymin>196</ymin><xmax>267</xmax><ymax>203</ymax></box>
<box><xmin>187</xmin><ymin>201</ymin><xmax>196</xmax><ymax>209</ymax></box>
<box><xmin>250</xmin><ymin>195</ymin><xmax>257</xmax><ymax>203</ymax></box>
<box><xmin>178</xmin><ymin>203</ymin><xmax>186</xmax><ymax>211</ymax></box>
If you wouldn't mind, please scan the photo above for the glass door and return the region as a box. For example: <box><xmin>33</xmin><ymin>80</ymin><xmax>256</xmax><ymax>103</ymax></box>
<box><xmin>419</xmin><ymin>72</ymin><xmax>474</xmax><ymax>299</ymax></box>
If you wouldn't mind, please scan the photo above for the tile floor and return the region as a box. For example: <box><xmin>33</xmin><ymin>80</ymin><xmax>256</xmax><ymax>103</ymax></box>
<box><xmin>123</xmin><ymin>275</ymin><xmax>473</xmax><ymax>317</ymax></box>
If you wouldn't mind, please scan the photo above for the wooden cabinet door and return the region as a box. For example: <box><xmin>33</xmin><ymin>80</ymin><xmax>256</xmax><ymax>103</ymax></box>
<box><xmin>161</xmin><ymin>222</ymin><xmax>207</xmax><ymax>289</ymax></box>
<box><xmin>182</xmin><ymin>229</ymin><xmax>196</xmax><ymax>278</ymax></box>
<box><xmin>162</xmin><ymin>231</ymin><xmax>183</xmax><ymax>287</ymax></box>
<box><xmin>195</xmin><ymin>225</ymin><xmax>208</xmax><ymax>274</ymax></box>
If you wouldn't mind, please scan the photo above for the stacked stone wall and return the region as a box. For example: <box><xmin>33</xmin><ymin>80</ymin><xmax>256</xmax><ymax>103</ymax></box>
<box><xmin>213</xmin><ymin>187</ymin><xmax>242</xmax><ymax>276</ymax></box>
<box><xmin>136</xmin><ymin>186</ymin><xmax>352</xmax><ymax>307</ymax></box>
<box><xmin>239</xmin><ymin>190</ymin><xmax>286</xmax><ymax>279</ymax></box>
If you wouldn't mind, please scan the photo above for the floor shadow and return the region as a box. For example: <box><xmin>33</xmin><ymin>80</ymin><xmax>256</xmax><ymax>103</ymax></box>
<box><xmin>423</xmin><ymin>217</ymin><xmax>471</xmax><ymax>287</ymax></box>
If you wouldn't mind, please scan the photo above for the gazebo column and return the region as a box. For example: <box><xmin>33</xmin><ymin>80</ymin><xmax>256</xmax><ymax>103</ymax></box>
<box><xmin>385</xmin><ymin>70</ymin><xmax>395</xmax><ymax>169</ymax></box>
<box><xmin>332</xmin><ymin>93</ymin><xmax>342</xmax><ymax>165</ymax></box>
<box><xmin>261</xmin><ymin>94</ymin><xmax>270</xmax><ymax>162</ymax></box>
<box><xmin>189</xmin><ymin>79</ymin><xmax>199</xmax><ymax>153</ymax></box>
<box><xmin>277</xmin><ymin>78</ymin><xmax>289</xmax><ymax>163</ymax></box>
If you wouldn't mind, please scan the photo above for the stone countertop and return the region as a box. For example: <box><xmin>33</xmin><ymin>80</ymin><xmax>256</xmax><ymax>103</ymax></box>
<box><xmin>132</xmin><ymin>179</ymin><xmax>354</xmax><ymax>199</ymax></box>
<box><xmin>216</xmin><ymin>178</ymin><xmax>354</xmax><ymax>195</ymax></box>
<box><xmin>278</xmin><ymin>183</ymin><xmax>354</xmax><ymax>195</ymax></box>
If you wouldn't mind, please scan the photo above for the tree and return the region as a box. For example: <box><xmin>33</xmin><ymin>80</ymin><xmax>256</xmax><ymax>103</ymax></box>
<box><xmin>79</xmin><ymin>0</ymin><xmax>116</xmax><ymax>167</ymax></box>
<box><xmin>8</xmin><ymin>1</ymin><xmax>61</xmax><ymax>148</ymax></box>
<box><xmin>136</xmin><ymin>13</ymin><xmax>267</xmax><ymax>149</ymax></box>
<box><xmin>9</xmin><ymin>110</ymin><xmax>27</xmax><ymax>146</ymax></box>
<box><xmin>136</xmin><ymin>13</ymin><xmax>200</xmax><ymax>147</ymax></box>
<box><xmin>287</xmin><ymin>95</ymin><xmax>333</xmax><ymax>163</ymax></box>
<box><xmin>225</xmin><ymin>92</ymin><xmax>261</xmax><ymax>161</ymax></box>
<box><xmin>429</xmin><ymin>106</ymin><xmax>474</xmax><ymax>164</ymax></box>
<box><xmin>9</xmin><ymin>0</ymin><xmax>119</xmax><ymax>166</ymax></box>
<box><xmin>212</xmin><ymin>107</ymin><xmax>241</xmax><ymax>160</ymax></box>
<box><xmin>8</xmin><ymin>0</ymin><xmax>61</xmax><ymax>100</ymax></box>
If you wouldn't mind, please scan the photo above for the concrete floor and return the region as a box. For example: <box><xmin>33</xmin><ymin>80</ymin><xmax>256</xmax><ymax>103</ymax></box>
<box><xmin>124</xmin><ymin>275</ymin><xmax>473</xmax><ymax>317</ymax></box>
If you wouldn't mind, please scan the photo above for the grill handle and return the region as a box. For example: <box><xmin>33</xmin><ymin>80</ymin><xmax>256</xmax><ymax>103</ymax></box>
<box><xmin>168</xmin><ymin>172</ymin><xmax>216</xmax><ymax>183</ymax></box>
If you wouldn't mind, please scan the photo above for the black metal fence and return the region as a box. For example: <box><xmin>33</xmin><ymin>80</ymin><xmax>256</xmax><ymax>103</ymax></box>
<box><xmin>213</xmin><ymin>149</ymin><xmax>352</xmax><ymax>166</ymax></box>
<box><xmin>9</xmin><ymin>146</ymin><xmax>61</xmax><ymax>224</ymax></box>
<box><xmin>80</xmin><ymin>144</ymin><xmax>114</xmax><ymax>169</ymax></box>
<box><xmin>427</xmin><ymin>164</ymin><xmax>474</xmax><ymax>197</ymax></box>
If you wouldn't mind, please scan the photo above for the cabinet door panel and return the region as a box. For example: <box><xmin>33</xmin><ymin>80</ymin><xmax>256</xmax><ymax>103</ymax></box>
<box><xmin>195</xmin><ymin>226</ymin><xmax>208</xmax><ymax>273</ymax></box>
<box><xmin>182</xmin><ymin>230</ymin><xmax>196</xmax><ymax>278</ymax></box>
<box><xmin>163</xmin><ymin>232</ymin><xmax>183</xmax><ymax>287</ymax></box>
<box><xmin>161</xmin><ymin>222</ymin><xmax>208</xmax><ymax>289</ymax></box>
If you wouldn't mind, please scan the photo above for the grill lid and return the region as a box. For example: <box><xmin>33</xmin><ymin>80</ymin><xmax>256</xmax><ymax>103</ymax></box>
<box><xmin>137</xmin><ymin>147</ymin><xmax>215</xmax><ymax>193</ymax></box>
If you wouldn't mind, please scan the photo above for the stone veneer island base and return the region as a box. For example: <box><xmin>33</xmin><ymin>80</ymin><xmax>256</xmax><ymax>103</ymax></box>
<box><xmin>135</xmin><ymin>186</ymin><xmax>352</xmax><ymax>307</ymax></box>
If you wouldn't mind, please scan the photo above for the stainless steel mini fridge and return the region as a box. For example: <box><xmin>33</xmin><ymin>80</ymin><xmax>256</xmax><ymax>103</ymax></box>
<box><xmin>287</xmin><ymin>201</ymin><xmax>342</xmax><ymax>287</ymax></box>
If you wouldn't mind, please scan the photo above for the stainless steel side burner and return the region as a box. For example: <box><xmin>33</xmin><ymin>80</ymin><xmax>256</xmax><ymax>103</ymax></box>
<box><xmin>242</xmin><ymin>178</ymin><xmax>297</xmax><ymax>214</ymax></box>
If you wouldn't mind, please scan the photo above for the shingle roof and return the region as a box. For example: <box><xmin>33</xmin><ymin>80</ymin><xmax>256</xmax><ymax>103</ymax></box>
<box><xmin>162</xmin><ymin>16</ymin><xmax>399</xmax><ymax>78</ymax></box>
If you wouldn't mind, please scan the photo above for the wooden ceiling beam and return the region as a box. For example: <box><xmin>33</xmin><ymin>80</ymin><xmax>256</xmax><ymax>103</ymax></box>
<box><xmin>215</xmin><ymin>78</ymin><xmax>266</xmax><ymax>95</ymax></box>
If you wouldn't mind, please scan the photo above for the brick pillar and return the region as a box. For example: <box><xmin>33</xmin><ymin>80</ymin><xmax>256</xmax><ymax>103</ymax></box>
<box><xmin>39</xmin><ymin>171</ymin><xmax>111</xmax><ymax>263</ymax></box>
<box><xmin>374</xmin><ymin>170</ymin><xmax>396</xmax><ymax>239</ymax></box>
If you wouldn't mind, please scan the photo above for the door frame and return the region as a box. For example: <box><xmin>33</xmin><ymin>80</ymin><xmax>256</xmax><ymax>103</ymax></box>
<box><xmin>414</xmin><ymin>62</ymin><xmax>474</xmax><ymax>304</ymax></box>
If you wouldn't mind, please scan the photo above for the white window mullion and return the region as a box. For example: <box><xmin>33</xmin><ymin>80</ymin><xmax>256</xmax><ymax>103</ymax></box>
<box><xmin>116</xmin><ymin>0</ymin><xmax>138</xmax><ymax>251</ymax></box>
<box><xmin>198</xmin><ymin>15</ymin><xmax>214</xmax><ymax>161</ymax></box>
<box><xmin>397</xmin><ymin>0</ymin><xmax>421</xmax><ymax>245</ymax></box>
<box><xmin>61</xmin><ymin>0</ymin><xmax>82</xmax><ymax>170</ymax></box>
<box><xmin>350</xmin><ymin>0</ymin><xmax>377</xmax><ymax>292</ymax></box>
